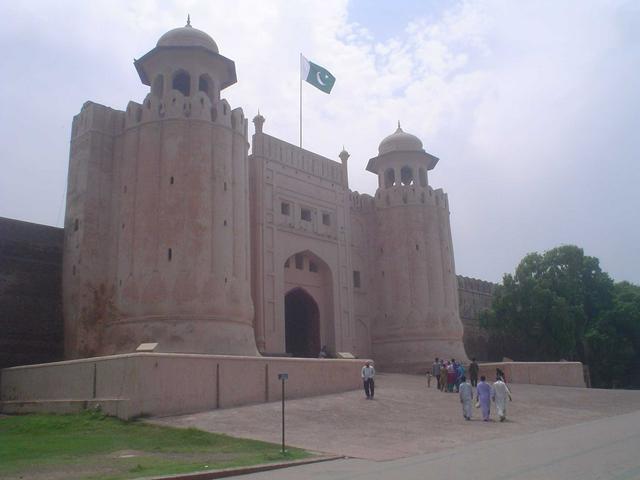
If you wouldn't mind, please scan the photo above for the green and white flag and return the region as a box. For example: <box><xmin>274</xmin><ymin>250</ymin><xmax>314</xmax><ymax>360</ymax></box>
<box><xmin>300</xmin><ymin>54</ymin><xmax>336</xmax><ymax>94</ymax></box>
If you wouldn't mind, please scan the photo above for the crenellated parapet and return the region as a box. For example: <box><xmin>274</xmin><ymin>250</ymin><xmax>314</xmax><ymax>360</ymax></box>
<box><xmin>71</xmin><ymin>101</ymin><xmax>125</xmax><ymax>139</ymax></box>
<box><xmin>457</xmin><ymin>275</ymin><xmax>498</xmax><ymax>295</ymax></box>
<box><xmin>373</xmin><ymin>184</ymin><xmax>449</xmax><ymax>211</ymax></box>
<box><xmin>349</xmin><ymin>191</ymin><xmax>375</xmax><ymax>212</ymax></box>
<box><xmin>251</xmin><ymin>132</ymin><xmax>344</xmax><ymax>185</ymax></box>
<box><xmin>124</xmin><ymin>92</ymin><xmax>248</xmax><ymax>136</ymax></box>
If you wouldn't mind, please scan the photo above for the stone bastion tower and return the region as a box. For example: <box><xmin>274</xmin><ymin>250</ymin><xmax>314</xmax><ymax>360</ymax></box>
<box><xmin>366</xmin><ymin>124</ymin><xmax>468</xmax><ymax>371</ymax></box>
<box><xmin>63</xmin><ymin>20</ymin><xmax>258</xmax><ymax>358</ymax></box>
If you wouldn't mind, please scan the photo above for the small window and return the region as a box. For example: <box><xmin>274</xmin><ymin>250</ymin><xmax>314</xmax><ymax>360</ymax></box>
<box><xmin>401</xmin><ymin>166</ymin><xmax>414</xmax><ymax>186</ymax></box>
<box><xmin>301</xmin><ymin>208</ymin><xmax>311</xmax><ymax>222</ymax></box>
<box><xmin>281</xmin><ymin>202</ymin><xmax>290</xmax><ymax>215</ymax></box>
<box><xmin>309</xmin><ymin>261</ymin><xmax>318</xmax><ymax>273</ymax></box>
<box><xmin>74</xmin><ymin>218</ymin><xmax>79</xmax><ymax>232</ymax></box>
<box><xmin>168</xmin><ymin>248</ymin><xmax>172</xmax><ymax>261</ymax></box>
<box><xmin>284</xmin><ymin>258</ymin><xmax>290</xmax><ymax>268</ymax></box>
<box><xmin>322</xmin><ymin>213</ymin><xmax>331</xmax><ymax>226</ymax></box>
<box><xmin>172</xmin><ymin>71</ymin><xmax>190</xmax><ymax>96</ymax></box>
<box><xmin>353</xmin><ymin>271</ymin><xmax>361</xmax><ymax>288</ymax></box>
<box><xmin>170</xmin><ymin>176</ymin><xmax>174</xmax><ymax>185</ymax></box>
<box><xmin>295</xmin><ymin>254</ymin><xmax>304</xmax><ymax>270</ymax></box>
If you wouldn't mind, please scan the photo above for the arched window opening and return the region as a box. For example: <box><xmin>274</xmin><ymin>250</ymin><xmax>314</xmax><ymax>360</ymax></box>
<box><xmin>172</xmin><ymin>70</ymin><xmax>191</xmax><ymax>97</ymax></box>
<box><xmin>199</xmin><ymin>74</ymin><xmax>210</xmax><ymax>96</ymax></box>
<box><xmin>400</xmin><ymin>166</ymin><xmax>414</xmax><ymax>186</ymax></box>
<box><xmin>419</xmin><ymin>168</ymin><xmax>427</xmax><ymax>187</ymax></box>
<box><xmin>152</xmin><ymin>75</ymin><xmax>164</xmax><ymax>97</ymax></box>
<box><xmin>384</xmin><ymin>168</ymin><xmax>395</xmax><ymax>188</ymax></box>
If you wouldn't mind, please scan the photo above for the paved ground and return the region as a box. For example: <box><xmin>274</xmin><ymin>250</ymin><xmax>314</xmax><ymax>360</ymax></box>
<box><xmin>151</xmin><ymin>374</ymin><xmax>640</xmax><ymax>461</ymax></box>
<box><xmin>232</xmin><ymin>410</ymin><xmax>640</xmax><ymax>479</ymax></box>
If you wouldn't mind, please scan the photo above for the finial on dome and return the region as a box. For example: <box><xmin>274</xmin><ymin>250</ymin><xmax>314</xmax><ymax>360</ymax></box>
<box><xmin>186</xmin><ymin>14</ymin><xmax>191</xmax><ymax>27</ymax></box>
<box><xmin>396</xmin><ymin>120</ymin><xmax>403</xmax><ymax>132</ymax></box>
<box><xmin>253</xmin><ymin>110</ymin><xmax>265</xmax><ymax>133</ymax></box>
<box><xmin>339</xmin><ymin>146</ymin><xmax>350</xmax><ymax>163</ymax></box>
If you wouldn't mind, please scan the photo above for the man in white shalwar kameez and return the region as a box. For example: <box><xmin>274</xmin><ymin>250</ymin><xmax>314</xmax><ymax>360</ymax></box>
<box><xmin>458</xmin><ymin>375</ymin><xmax>473</xmax><ymax>420</ymax></box>
<box><xmin>493</xmin><ymin>377</ymin><xmax>512</xmax><ymax>422</ymax></box>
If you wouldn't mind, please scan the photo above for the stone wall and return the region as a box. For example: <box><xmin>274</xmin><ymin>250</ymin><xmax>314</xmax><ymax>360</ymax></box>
<box><xmin>1</xmin><ymin>353</ymin><xmax>367</xmax><ymax>419</ymax></box>
<box><xmin>457</xmin><ymin>275</ymin><xmax>497</xmax><ymax>361</ymax></box>
<box><xmin>0</xmin><ymin>217</ymin><xmax>499</xmax><ymax>367</ymax></box>
<box><xmin>0</xmin><ymin>218</ymin><xmax>64</xmax><ymax>369</ymax></box>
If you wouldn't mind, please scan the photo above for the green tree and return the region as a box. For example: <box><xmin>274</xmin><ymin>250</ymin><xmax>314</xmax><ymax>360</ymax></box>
<box><xmin>585</xmin><ymin>282</ymin><xmax>640</xmax><ymax>388</ymax></box>
<box><xmin>480</xmin><ymin>245</ymin><xmax>614</xmax><ymax>363</ymax></box>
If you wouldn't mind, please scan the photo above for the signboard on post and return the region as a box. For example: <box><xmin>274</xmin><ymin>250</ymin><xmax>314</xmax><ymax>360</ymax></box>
<box><xmin>278</xmin><ymin>372</ymin><xmax>288</xmax><ymax>453</ymax></box>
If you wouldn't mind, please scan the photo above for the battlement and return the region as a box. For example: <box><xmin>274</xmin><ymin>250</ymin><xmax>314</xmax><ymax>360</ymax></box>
<box><xmin>123</xmin><ymin>91</ymin><xmax>248</xmax><ymax>136</ymax></box>
<box><xmin>457</xmin><ymin>275</ymin><xmax>498</xmax><ymax>295</ymax></box>
<box><xmin>373</xmin><ymin>185</ymin><xmax>449</xmax><ymax>210</ymax></box>
<box><xmin>71</xmin><ymin>102</ymin><xmax>125</xmax><ymax>139</ymax></box>
<box><xmin>251</xmin><ymin>132</ymin><xmax>345</xmax><ymax>186</ymax></box>
<box><xmin>349</xmin><ymin>191</ymin><xmax>375</xmax><ymax>212</ymax></box>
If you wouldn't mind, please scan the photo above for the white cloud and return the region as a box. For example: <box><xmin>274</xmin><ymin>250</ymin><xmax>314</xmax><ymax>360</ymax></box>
<box><xmin>0</xmin><ymin>0</ymin><xmax>638</xmax><ymax>283</ymax></box>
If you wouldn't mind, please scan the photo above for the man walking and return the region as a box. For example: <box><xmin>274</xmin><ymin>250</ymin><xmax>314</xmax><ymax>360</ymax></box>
<box><xmin>469</xmin><ymin>358</ymin><xmax>479</xmax><ymax>387</ymax></box>
<box><xmin>459</xmin><ymin>375</ymin><xmax>473</xmax><ymax>420</ymax></box>
<box><xmin>431</xmin><ymin>357</ymin><xmax>441</xmax><ymax>389</ymax></box>
<box><xmin>476</xmin><ymin>375</ymin><xmax>493</xmax><ymax>421</ymax></box>
<box><xmin>493</xmin><ymin>376</ymin><xmax>512</xmax><ymax>422</ymax></box>
<box><xmin>362</xmin><ymin>361</ymin><xmax>375</xmax><ymax>399</ymax></box>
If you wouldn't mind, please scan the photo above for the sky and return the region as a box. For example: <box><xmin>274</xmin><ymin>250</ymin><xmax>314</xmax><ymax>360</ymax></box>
<box><xmin>0</xmin><ymin>0</ymin><xmax>638</xmax><ymax>284</ymax></box>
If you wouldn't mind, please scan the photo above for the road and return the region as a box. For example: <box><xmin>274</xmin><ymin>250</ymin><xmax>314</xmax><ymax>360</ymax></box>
<box><xmin>235</xmin><ymin>410</ymin><xmax>640</xmax><ymax>479</ymax></box>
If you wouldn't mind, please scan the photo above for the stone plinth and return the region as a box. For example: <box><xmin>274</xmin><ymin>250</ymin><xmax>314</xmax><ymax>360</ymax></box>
<box><xmin>478</xmin><ymin>361</ymin><xmax>586</xmax><ymax>387</ymax></box>
<box><xmin>0</xmin><ymin>353</ymin><xmax>367</xmax><ymax>419</ymax></box>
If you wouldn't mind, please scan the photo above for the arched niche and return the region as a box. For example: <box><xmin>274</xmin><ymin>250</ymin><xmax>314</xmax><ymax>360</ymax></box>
<box><xmin>401</xmin><ymin>166</ymin><xmax>414</xmax><ymax>186</ymax></box>
<box><xmin>172</xmin><ymin>70</ymin><xmax>191</xmax><ymax>97</ymax></box>
<box><xmin>198</xmin><ymin>73</ymin><xmax>215</xmax><ymax>102</ymax></box>
<box><xmin>282</xmin><ymin>250</ymin><xmax>335</xmax><ymax>356</ymax></box>
<box><xmin>384</xmin><ymin>168</ymin><xmax>396</xmax><ymax>188</ymax></box>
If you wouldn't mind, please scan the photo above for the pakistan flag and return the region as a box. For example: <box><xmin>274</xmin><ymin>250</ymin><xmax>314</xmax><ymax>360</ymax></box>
<box><xmin>300</xmin><ymin>54</ymin><xmax>336</xmax><ymax>94</ymax></box>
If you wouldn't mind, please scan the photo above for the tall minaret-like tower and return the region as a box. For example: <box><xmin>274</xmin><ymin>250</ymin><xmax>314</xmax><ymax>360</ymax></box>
<box><xmin>367</xmin><ymin>124</ymin><xmax>467</xmax><ymax>371</ymax></box>
<box><xmin>63</xmin><ymin>20</ymin><xmax>257</xmax><ymax>358</ymax></box>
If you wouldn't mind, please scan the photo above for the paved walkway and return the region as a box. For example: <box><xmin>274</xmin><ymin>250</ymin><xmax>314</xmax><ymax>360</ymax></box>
<box><xmin>151</xmin><ymin>374</ymin><xmax>640</xmax><ymax>461</ymax></box>
<box><xmin>232</xmin><ymin>410</ymin><xmax>640</xmax><ymax>479</ymax></box>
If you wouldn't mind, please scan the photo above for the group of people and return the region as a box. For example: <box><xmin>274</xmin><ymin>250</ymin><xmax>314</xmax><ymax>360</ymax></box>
<box><xmin>361</xmin><ymin>358</ymin><xmax>512</xmax><ymax>422</ymax></box>
<box><xmin>432</xmin><ymin>357</ymin><xmax>512</xmax><ymax>422</ymax></box>
<box><xmin>431</xmin><ymin>357</ymin><xmax>475</xmax><ymax>392</ymax></box>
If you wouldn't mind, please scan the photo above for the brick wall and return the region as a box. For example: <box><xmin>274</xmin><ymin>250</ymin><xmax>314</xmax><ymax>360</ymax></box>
<box><xmin>0</xmin><ymin>218</ymin><xmax>64</xmax><ymax>368</ymax></box>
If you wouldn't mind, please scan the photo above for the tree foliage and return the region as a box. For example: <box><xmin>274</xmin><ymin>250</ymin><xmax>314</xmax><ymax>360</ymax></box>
<box><xmin>480</xmin><ymin>245</ymin><xmax>640</xmax><ymax>388</ymax></box>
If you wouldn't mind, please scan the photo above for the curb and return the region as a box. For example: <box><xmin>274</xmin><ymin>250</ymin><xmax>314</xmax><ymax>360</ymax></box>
<box><xmin>140</xmin><ymin>455</ymin><xmax>344</xmax><ymax>480</ymax></box>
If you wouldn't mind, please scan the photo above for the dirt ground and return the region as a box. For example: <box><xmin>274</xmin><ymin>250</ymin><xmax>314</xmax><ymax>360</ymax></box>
<box><xmin>151</xmin><ymin>374</ymin><xmax>640</xmax><ymax>461</ymax></box>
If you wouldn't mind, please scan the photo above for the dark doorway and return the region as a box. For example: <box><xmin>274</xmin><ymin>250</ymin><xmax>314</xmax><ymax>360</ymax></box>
<box><xmin>285</xmin><ymin>288</ymin><xmax>320</xmax><ymax>358</ymax></box>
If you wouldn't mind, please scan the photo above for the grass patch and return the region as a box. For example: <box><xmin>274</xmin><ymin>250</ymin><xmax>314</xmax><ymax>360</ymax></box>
<box><xmin>0</xmin><ymin>411</ymin><xmax>310</xmax><ymax>480</ymax></box>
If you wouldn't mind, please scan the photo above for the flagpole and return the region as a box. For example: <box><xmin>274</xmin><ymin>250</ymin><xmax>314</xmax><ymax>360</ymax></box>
<box><xmin>299</xmin><ymin>53</ymin><xmax>303</xmax><ymax>149</ymax></box>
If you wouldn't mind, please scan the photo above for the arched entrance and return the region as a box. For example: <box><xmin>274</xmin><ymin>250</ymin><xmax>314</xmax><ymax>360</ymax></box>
<box><xmin>285</xmin><ymin>288</ymin><xmax>320</xmax><ymax>358</ymax></box>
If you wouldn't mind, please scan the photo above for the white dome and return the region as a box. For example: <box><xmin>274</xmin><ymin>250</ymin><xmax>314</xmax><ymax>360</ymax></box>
<box><xmin>157</xmin><ymin>24</ymin><xmax>219</xmax><ymax>53</ymax></box>
<box><xmin>378</xmin><ymin>124</ymin><xmax>423</xmax><ymax>155</ymax></box>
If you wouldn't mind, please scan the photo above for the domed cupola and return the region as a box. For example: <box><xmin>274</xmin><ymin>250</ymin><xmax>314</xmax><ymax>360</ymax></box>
<box><xmin>378</xmin><ymin>123</ymin><xmax>423</xmax><ymax>155</ymax></box>
<box><xmin>134</xmin><ymin>16</ymin><xmax>237</xmax><ymax>100</ymax></box>
<box><xmin>367</xmin><ymin>122</ymin><xmax>439</xmax><ymax>189</ymax></box>
<box><xmin>156</xmin><ymin>16</ymin><xmax>220</xmax><ymax>52</ymax></box>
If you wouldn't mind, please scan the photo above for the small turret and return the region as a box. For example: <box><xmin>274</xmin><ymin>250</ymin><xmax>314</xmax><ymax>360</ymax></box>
<box><xmin>134</xmin><ymin>18</ymin><xmax>237</xmax><ymax>103</ymax></box>
<box><xmin>367</xmin><ymin>123</ymin><xmax>438</xmax><ymax>190</ymax></box>
<box><xmin>253</xmin><ymin>111</ymin><xmax>265</xmax><ymax>133</ymax></box>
